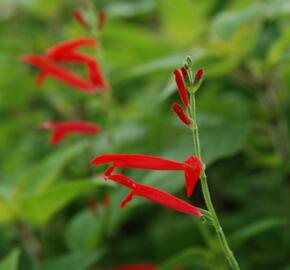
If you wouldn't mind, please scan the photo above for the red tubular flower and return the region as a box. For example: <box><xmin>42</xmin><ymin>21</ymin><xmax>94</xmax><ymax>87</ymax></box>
<box><xmin>171</xmin><ymin>102</ymin><xmax>191</xmax><ymax>126</ymax></box>
<box><xmin>40</xmin><ymin>120</ymin><xmax>101</xmax><ymax>144</ymax></box>
<box><xmin>22</xmin><ymin>55</ymin><xmax>95</xmax><ymax>92</ymax></box>
<box><xmin>98</xmin><ymin>10</ymin><xmax>106</xmax><ymax>30</ymax></box>
<box><xmin>44</xmin><ymin>38</ymin><xmax>108</xmax><ymax>90</ymax></box>
<box><xmin>105</xmin><ymin>174</ymin><xmax>201</xmax><ymax>217</ymax></box>
<box><xmin>92</xmin><ymin>154</ymin><xmax>202</xmax><ymax>197</ymax></box>
<box><xmin>173</xmin><ymin>69</ymin><xmax>189</xmax><ymax>107</ymax></box>
<box><xmin>195</xmin><ymin>68</ymin><xmax>203</xmax><ymax>81</ymax></box>
<box><xmin>44</xmin><ymin>38</ymin><xmax>97</xmax><ymax>60</ymax></box>
<box><xmin>110</xmin><ymin>264</ymin><xmax>156</xmax><ymax>270</ymax></box>
<box><xmin>73</xmin><ymin>9</ymin><xmax>89</xmax><ymax>29</ymax></box>
<box><xmin>47</xmin><ymin>51</ymin><xmax>108</xmax><ymax>90</ymax></box>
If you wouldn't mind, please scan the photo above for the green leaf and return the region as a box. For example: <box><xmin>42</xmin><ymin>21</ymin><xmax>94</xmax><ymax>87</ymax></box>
<box><xmin>230</xmin><ymin>218</ymin><xmax>287</xmax><ymax>247</ymax></box>
<box><xmin>15</xmin><ymin>141</ymin><xmax>88</xmax><ymax>195</ymax></box>
<box><xmin>19</xmin><ymin>178</ymin><xmax>107</xmax><ymax>226</ymax></box>
<box><xmin>0</xmin><ymin>248</ymin><xmax>20</xmax><ymax>270</ymax></box>
<box><xmin>36</xmin><ymin>251</ymin><xmax>103</xmax><ymax>270</ymax></box>
<box><xmin>159</xmin><ymin>0</ymin><xmax>213</xmax><ymax>46</ymax></box>
<box><xmin>0</xmin><ymin>199</ymin><xmax>13</xmax><ymax>223</ymax></box>
<box><xmin>158</xmin><ymin>248</ymin><xmax>209</xmax><ymax>270</ymax></box>
<box><xmin>65</xmin><ymin>209</ymin><xmax>106</xmax><ymax>252</ymax></box>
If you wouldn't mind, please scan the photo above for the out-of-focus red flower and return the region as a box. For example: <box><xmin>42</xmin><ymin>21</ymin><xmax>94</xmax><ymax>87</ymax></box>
<box><xmin>86</xmin><ymin>198</ymin><xmax>97</xmax><ymax>213</ymax></box>
<box><xmin>195</xmin><ymin>68</ymin><xmax>203</xmax><ymax>81</ymax></box>
<box><xmin>47</xmin><ymin>51</ymin><xmax>108</xmax><ymax>90</ymax></box>
<box><xmin>22</xmin><ymin>55</ymin><xmax>95</xmax><ymax>92</ymax></box>
<box><xmin>171</xmin><ymin>102</ymin><xmax>191</xmax><ymax>126</ymax></box>
<box><xmin>102</xmin><ymin>194</ymin><xmax>110</xmax><ymax>208</ymax></box>
<box><xmin>104</xmin><ymin>174</ymin><xmax>201</xmax><ymax>217</ymax></box>
<box><xmin>110</xmin><ymin>264</ymin><xmax>156</xmax><ymax>270</ymax></box>
<box><xmin>44</xmin><ymin>38</ymin><xmax>97</xmax><ymax>60</ymax></box>
<box><xmin>44</xmin><ymin>38</ymin><xmax>108</xmax><ymax>90</ymax></box>
<box><xmin>98</xmin><ymin>10</ymin><xmax>106</xmax><ymax>30</ymax></box>
<box><xmin>92</xmin><ymin>154</ymin><xmax>202</xmax><ymax>197</ymax></box>
<box><xmin>173</xmin><ymin>69</ymin><xmax>189</xmax><ymax>107</ymax></box>
<box><xmin>73</xmin><ymin>9</ymin><xmax>89</xmax><ymax>29</ymax></box>
<box><xmin>40</xmin><ymin>120</ymin><xmax>101</xmax><ymax>144</ymax></box>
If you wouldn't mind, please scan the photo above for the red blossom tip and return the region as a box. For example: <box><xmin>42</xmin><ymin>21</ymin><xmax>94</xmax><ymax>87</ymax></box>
<box><xmin>173</xmin><ymin>69</ymin><xmax>189</xmax><ymax>107</ymax></box>
<box><xmin>73</xmin><ymin>9</ymin><xmax>89</xmax><ymax>29</ymax></box>
<box><xmin>40</xmin><ymin>120</ymin><xmax>101</xmax><ymax>144</ymax></box>
<box><xmin>184</xmin><ymin>156</ymin><xmax>203</xmax><ymax>197</ymax></box>
<box><xmin>106</xmin><ymin>174</ymin><xmax>201</xmax><ymax>217</ymax></box>
<box><xmin>98</xmin><ymin>10</ymin><xmax>106</xmax><ymax>30</ymax></box>
<box><xmin>195</xmin><ymin>68</ymin><xmax>203</xmax><ymax>81</ymax></box>
<box><xmin>171</xmin><ymin>102</ymin><xmax>191</xmax><ymax>126</ymax></box>
<box><xmin>180</xmin><ymin>66</ymin><xmax>188</xmax><ymax>80</ymax></box>
<box><xmin>86</xmin><ymin>198</ymin><xmax>97</xmax><ymax>213</ymax></box>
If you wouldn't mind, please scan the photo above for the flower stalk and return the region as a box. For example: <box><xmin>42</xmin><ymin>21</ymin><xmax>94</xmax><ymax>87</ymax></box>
<box><xmin>187</xmin><ymin>67</ymin><xmax>240</xmax><ymax>270</ymax></box>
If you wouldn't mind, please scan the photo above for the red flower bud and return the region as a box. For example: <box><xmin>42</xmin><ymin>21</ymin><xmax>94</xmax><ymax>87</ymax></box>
<box><xmin>173</xmin><ymin>69</ymin><xmax>189</xmax><ymax>107</ymax></box>
<box><xmin>86</xmin><ymin>198</ymin><xmax>97</xmax><ymax>213</ymax></box>
<box><xmin>195</xmin><ymin>68</ymin><xmax>203</xmax><ymax>81</ymax></box>
<box><xmin>171</xmin><ymin>102</ymin><xmax>191</xmax><ymax>126</ymax></box>
<box><xmin>73</xmin><ymin>9</ymin><xmax>89</xmax><ymax>29</ymax></box>
<box><xmin>98</xmin><ymin>10</ymin><xmax>106</xmax><ymax>30</ymax></box>
<box><xmin>180</xmin><ymin>66</ymin><xmax>188</xmax><ymax>80</ymax></box>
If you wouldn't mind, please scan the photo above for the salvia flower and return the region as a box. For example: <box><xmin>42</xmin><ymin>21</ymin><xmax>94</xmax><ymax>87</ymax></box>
<box><xmin>40</xmin><ymin>120</ymin><xmax>101</xmax><ymax>144</ymax></box>
<box><xmin>22</xmin><ymin>38</ymin><xmax>108</xmax><ymax>92</ymax></box>
<box><xmin>171</xmin><ymin>102</ymin><xmax>191</xmax><ymax>126</ymax></box>
<box><xmin>104</xmin><ymin>174</ymin><xmax>201</xmax><ymax>217</ymax></box>
<box><xmin>98</xmin><ymin>10</ymin><xmax>106</xmax><ymax>30</ymax></box>
<box><xmin>44</xmin><ymin>38</ymin><xmax>108</xmax><ymax>90</ymax></box>
<box><xmin>73</xmin><ymin>9</ymin><xmax>89</xmax><ymax>29</ymax></box>
<box><xmin>22</xmin><ymin>55</ymin><xmax>95</xmax><ymax>92</ymax></box>
<box><xmin>92</xmin><ymin>154</ymin><xmax>202</xmax><ymax>197</ymax></box>
<box><xmin>110</xmin><ymin>264</ymin><xmax>156</xmax><ymax>270</ymax></box>
<box><xmin>173</xmin><ymin>68</ymin><xmax>189</xmax><ymax>107</ymax></box>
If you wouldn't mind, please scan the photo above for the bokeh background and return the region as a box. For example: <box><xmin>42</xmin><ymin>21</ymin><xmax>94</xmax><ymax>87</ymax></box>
<box><xmin>1</xmin><ymin>0</ymin><xmax>290</xmax><ymax>269</ymax></box>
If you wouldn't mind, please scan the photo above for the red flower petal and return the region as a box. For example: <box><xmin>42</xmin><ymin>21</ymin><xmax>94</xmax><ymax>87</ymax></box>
<box><xmin>40</xmin><ymin>120</ymin><xmax>101</xmax><ymax>144</ymax></box>
<box><xmin>92</xmin><ymin>154</ymin><xmax>202</xmax><ymax>196</ymax></box>
<box><xmin>105</xmin><ymin>174</ymin><xmax>201</xmax><ymax>217</ymax></box>
<box><xmin>173</xmin><ymin>69</ymin><xmax>189</xmax><ymax>107</ymax></box>
<box><xmin>184</xmin><ymin>156</ymin><xmax>203</xmax><ymax>197</ymax></box>
<box><xmin>73</xmin><ymin>9</ymin><xmax>89</xmax><ymax>29</ymax></box>
<box><xmin>180</xmin><ymin>66</ymin><xmax>188</xmax><ymax>80</ymax></box>
<box><xmin>171</xmin><ymin>102</ymin><xmax>191</xmax><ymax>125</ymax></box>
<box><xmin>22</xmin><ymin>55</ymin><xmax>95</xmax><ymax>92</ymax></box>
<box><xmin>44</xmin><ymin>37</ymin><xmax>97</xmax><ymax>60</ymax></box>
<box><xmin>53</xmin><ymin>51</ymin><xmax>108</xmax><ymax>89</ymax></box>
<box><xmin>97</xmin><ymin>10</ymin><xmax>106</xmax><ymax>30</ymax></box>
<box><xmin>92</xmin><ymin>154</ymin><xmax>184</xmax><ymax>170</ymax></box>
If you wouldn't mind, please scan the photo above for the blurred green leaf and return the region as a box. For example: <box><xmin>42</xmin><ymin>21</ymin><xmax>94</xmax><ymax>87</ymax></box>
<box><xmin>159</xmin><ymin>0</ymin><xmax>213</xmax><ymax>46</ymax></box>
<box><xmin>0</xmin><ymin>248</ymin><xmax>19</xmax><ymax>270</ymax></box>
<box><xmin>65</xmin><ymin>209</ymin><xmax>106</xmax><ymax>252</ymax></box>
<box><xmin>158</xmin><ymin>247</ymin><xmax>209</xmax><ymax>270</ymax></box>
<box><xmin>19</xmin><ymin>179</ymin><xmax>106</xmax><ymax>226</ymax></box>
<box><xmin>230</xmin><ymin>218</ymin><xmax>287</xmax><ymax>247</ymax></box>
<box><xmin>15</xmin><ymin>141</ymin><xmax>88</xmax><ymax>195</ymax></box>
<box><xmin>36</xmin><ymin>251</ymin><xmax>103</xmax><ymax>270</ymax></box>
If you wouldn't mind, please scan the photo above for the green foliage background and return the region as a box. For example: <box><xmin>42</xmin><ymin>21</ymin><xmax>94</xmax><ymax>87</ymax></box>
<box><xmin>0</xmin><ymin>0</ymin><xmax>290</xmax><ymax>269</ymax></box>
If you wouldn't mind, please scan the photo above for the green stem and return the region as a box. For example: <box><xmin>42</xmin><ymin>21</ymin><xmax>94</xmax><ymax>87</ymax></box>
<box><xmin>190</xmin><ymin>93</ymin><xmax>240</xmax><ymax>270</ymax></box>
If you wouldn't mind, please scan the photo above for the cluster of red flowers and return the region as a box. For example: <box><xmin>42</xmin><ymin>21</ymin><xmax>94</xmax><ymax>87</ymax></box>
<box><xmin>172</xmin><ymin>67</ymin><xmax>203</xmax><ymax>126</ymax></box>
<box><xmin>22</xmin><ymin>37</ymin><xmax>108</xmax><ymax>93</ymax></box>
<box><xmin>22</xmin><ymin>5</ymin><xmax>205</xmax><ymax>268</ymax></box>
